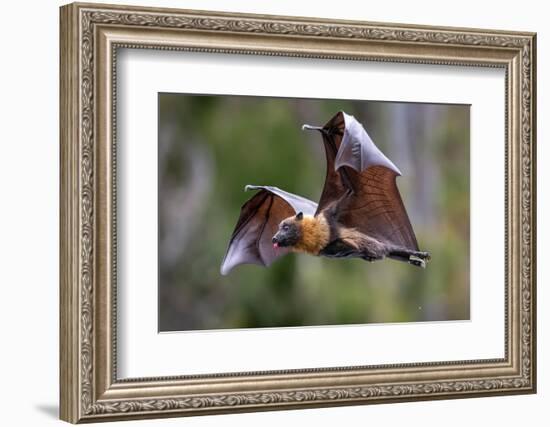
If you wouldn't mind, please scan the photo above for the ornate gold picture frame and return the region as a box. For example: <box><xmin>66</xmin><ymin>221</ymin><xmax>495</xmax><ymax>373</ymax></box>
<box><xmin>60</xmin><ymin>2</ymin><xmax>536</xmax><ymax>423</ymax></box>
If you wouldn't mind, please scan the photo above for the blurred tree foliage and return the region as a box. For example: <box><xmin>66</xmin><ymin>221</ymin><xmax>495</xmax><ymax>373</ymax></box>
<box><xmin>158</xmin><ymin>94</ymin><xmax>470</xmax><ymax>331</ymax></box>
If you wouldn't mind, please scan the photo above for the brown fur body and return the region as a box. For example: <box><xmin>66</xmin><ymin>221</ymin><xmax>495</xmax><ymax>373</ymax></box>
<box><xmin>272</xmin><ymin>210</ymin><xmax>429</xmax><ymax>266</ymax></box>
<box><xmin>284</xmin><ymin>212</ymin><xmax>387</xmax><ymax>259</ymax></box>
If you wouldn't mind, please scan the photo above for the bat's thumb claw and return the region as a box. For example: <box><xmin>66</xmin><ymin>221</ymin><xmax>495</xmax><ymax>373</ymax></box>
<box><xmin>302</xmin><ymin>124</ymin><xmax>323</xmax><ymax>132</ymax></box>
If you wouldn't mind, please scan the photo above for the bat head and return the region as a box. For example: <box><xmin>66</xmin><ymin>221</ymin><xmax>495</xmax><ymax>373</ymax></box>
<box><xmin>272</xmin><ymin>212</ymin><xmax>303</xmax><ymax>249</ymax></box>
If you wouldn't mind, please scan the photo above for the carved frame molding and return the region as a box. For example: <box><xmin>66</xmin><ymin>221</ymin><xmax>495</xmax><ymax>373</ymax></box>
<box><xmin>60</xmin><ymin>2</ymin><xmax>536</xmax><ymax>423</ymax></box>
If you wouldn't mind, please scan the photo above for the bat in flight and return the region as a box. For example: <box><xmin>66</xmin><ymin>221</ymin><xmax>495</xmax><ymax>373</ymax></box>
<box><xmin>220</xmin><ymin>111</ymin><xmax>430</xmax><ymax>275</ymax></box>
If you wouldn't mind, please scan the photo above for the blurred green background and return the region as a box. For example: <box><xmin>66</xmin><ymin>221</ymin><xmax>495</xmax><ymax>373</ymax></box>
<box><xmin>158</xmin><ymin>94</ymin><xmax>470</xmax><ymax>332</ymax></box>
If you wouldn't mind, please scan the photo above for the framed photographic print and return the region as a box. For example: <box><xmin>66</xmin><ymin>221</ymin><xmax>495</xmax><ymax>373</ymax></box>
<box><xmin>59</xmin><ymin>2</ymin><xmax>537</xmax><ymax>423</ymax></box>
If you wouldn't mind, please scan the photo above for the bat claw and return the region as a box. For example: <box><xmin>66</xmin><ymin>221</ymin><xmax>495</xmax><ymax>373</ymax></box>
<box><xmin>409</xmin><ymin>255</ymin><xmax>427</xmax><ymax>268</ymax></box>
<box><xmin>302</xmin><ymin>124</ymin><xmax>324</xmax><ymax>132</ymax></box>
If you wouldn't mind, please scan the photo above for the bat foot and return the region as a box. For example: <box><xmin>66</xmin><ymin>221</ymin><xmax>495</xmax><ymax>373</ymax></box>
<box><xmin>409</xmin><ymin>255</ymin><xmax>427</xmax><ymax>268</ymax></box>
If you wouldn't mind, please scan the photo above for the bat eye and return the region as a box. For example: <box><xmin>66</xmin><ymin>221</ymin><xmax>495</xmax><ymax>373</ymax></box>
<box><xmin>282</xmin><ymin>224</ymin><xmax>289</xmax><ymax>231</ymax></box>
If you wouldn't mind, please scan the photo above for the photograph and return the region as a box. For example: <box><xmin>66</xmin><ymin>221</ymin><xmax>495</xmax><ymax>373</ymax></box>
<box><xmin>158</xmin><ymin>94</ymin><xmax>470</xmax><ymax>332</ymax></box>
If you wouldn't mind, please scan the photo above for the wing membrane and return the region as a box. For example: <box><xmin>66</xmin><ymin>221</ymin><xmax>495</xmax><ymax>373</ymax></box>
<box><xmin>339</xmin><ymin>165</ymin><xmax>419</xmax><ymax>251</ymax></box>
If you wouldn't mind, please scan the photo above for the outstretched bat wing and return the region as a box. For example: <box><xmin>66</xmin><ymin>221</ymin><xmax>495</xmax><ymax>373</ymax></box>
<box><xmin>220</xmin><ymin>185</ymin><xmax>317</xmax><ymax>275</ymax></box>
<box><xmin>312</xmin><ymin>111</ymin><xmax>418</xmax><ymax>251</ymax></box>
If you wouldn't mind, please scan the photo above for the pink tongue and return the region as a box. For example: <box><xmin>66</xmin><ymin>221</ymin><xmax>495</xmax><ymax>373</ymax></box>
<box><xmin>273</xmin><ymin>243</ymin><xmax>279</xmax><ymax>249</ymax></box>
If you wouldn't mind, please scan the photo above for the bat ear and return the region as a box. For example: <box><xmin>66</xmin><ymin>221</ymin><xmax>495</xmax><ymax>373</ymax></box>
<box><xmin>295</xmin><ymin>212</ymin><xmax>303</xmax><ymax>221</ymax></box>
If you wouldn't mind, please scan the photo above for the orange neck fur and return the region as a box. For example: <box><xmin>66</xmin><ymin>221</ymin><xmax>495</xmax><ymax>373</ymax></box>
<box><xmin>294</xmin><ymin>214</ymin><xmax>330</xmax><ymax>255</ymax></box>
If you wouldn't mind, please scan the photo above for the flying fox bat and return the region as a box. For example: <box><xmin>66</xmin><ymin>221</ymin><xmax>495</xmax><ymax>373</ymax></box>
<box><xmin>220</xmin><ymin>111</ymin><xmax>430</xmax><ymax>275</ymax></box>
